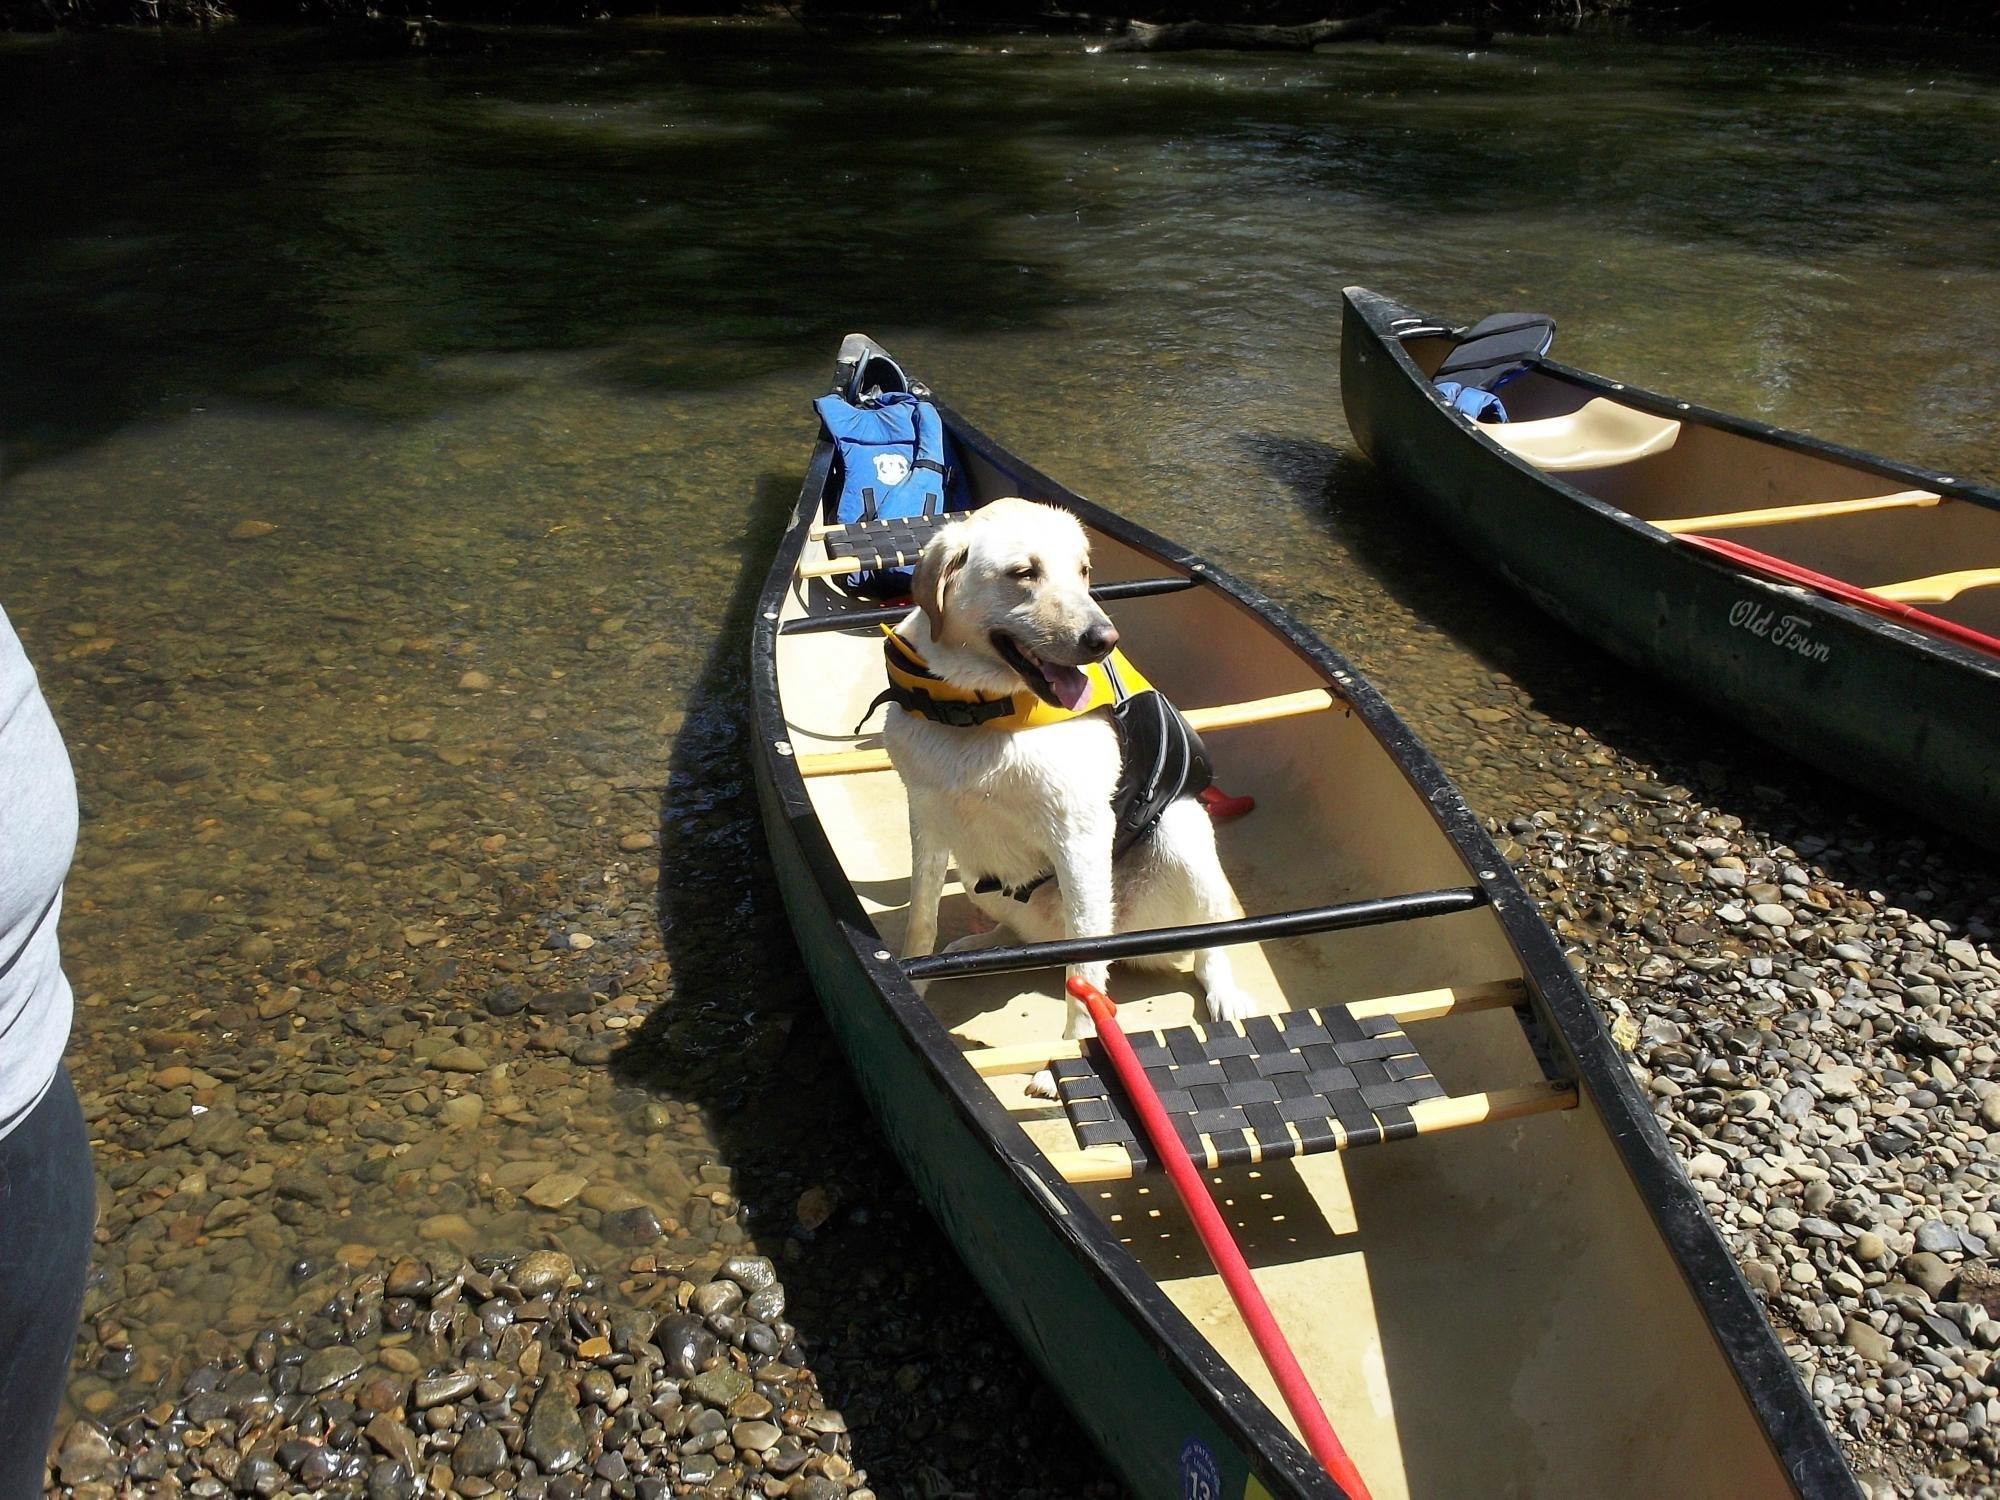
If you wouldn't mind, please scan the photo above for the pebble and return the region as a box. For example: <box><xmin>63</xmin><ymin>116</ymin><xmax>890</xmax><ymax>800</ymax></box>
<box><xmin>523</xmin><ymin>1172</ymin><xmax>588</xmax><ymax>1210</ymax></box>
<box><xmin>300</xmin><ymin>1345</ymin><xmax>364</xmax><ymax>1393</ymax></box>
<box><xmin>523</xmin><ymin>1383</ymin><xmax>587</xmax><ymax>1474</ymax></box>
<box><xmin>1846</xmin><ymin>1322</ymin><xmax>1894</xmax><ymax>1364</ymax></box>
<box><xmin>1907</xmin><ymin>1254</ymin><xmax>1957</xmax><ymax>1299</ymax></box>
<box><xmin>1917</xmin><ymin>1222</ymin><xmax>1962</xmax><ymax>1256</ymax></box>
<box><xmin>687</xmin><ymin>1367</ymin><xmax>752</xmax><ymax>1408</ymax></box>
<box><xmin>514</xmin><ymin>1250</ymin><xmax>575</xmax><ymax>1297</ymax></box>
<box><xmin>414</xmin><ymin>1371</ymin><xmax>479</xmax><ymax>1409</ymax></box>
<box><xmin>455</xmin><ymin>1422</ymin><xmax>507</xmax><ymax>1477</ymax></box>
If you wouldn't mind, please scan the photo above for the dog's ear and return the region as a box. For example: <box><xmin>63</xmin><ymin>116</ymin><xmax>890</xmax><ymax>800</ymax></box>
<box><xmin>913</xmin><ymin>529</ymin><xmax>969</xmax><ymax>640</ymax></box>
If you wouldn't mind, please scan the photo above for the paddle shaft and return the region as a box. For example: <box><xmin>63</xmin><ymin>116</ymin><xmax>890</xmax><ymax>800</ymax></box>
<box><xmin>1066</xmin><ymin>978</ymin><xmax>1375</xmax><ymax>1500</ymax></box>
<box><xmin>1681</xmin><ymin>533</ymin><xmax>2000</xmax><ymax>659</ymax></box>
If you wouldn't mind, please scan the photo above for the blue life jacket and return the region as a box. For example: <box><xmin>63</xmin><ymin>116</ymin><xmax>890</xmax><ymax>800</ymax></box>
<box><xmin>1434</xmin><ymin>381</ymin><xmax>1510</xmax><ymax>423</ymax></box>
<box><xmin>812</xmin><ymin>390</ymin><xmax>969</xmax><ymax>595</ymax></box>
<box><xmin>1432</xmin><ymin>312</ymin><xmax>1555</xmax><ymax>425</ymax></box>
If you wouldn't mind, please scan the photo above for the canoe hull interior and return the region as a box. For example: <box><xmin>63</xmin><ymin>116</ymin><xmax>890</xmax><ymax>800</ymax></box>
<box><xmin>750</xmin><ymin>338</ymin><xmax>1861</xmax><ymax>1499</ymax></box>
<box><xmin>752</xmin><ymin>757</ymin><xmax>1268</xmax><ymax>1500</ymax></box>
<box><xmin>1340</xmin><ymin>286</ymin><xmax>2000</xmax><ymax>848</ymax></box>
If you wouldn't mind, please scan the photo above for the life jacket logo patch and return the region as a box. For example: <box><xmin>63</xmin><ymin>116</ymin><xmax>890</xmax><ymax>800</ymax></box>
<box><xmin>872</xmin><ymin>453</ymin><xmax>912</xmax><ymax>487</ymax></box>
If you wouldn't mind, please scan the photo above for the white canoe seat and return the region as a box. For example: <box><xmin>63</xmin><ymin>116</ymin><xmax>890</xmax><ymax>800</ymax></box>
<box><xmin>1482</xmin><ymin>397</ymin><xmax>1682</xmax><ymax>472</ymax></box>
<box><xmin>1870</xmin><ymin>568</ymin><xmax>2000</xmax><ymax>604</ymax></box>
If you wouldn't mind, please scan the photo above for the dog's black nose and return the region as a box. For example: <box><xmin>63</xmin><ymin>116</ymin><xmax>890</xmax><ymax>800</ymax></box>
<box><xmin>1080</xmin><ymin>621</ymin><xmax>1119</xmax><ymax>658</ymax></box>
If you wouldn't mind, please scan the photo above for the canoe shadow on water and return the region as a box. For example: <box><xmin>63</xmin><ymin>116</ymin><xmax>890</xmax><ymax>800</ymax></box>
<box><xmin>608</xmin><ymin>472</ymin><xmax>1111</xmax><ymax>1496</ymax></box>
<box><xmin>1241</xmin><ymin>430</ymin><xmax>2000</xmax><ymax>916</ymax></box>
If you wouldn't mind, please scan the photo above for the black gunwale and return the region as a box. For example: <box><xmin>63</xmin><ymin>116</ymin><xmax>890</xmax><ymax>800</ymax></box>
<box><xmin>1345</xmin><ymin>284</ymin><xmax>2000</xmax><ymax>684</ymax></box>
<box><xmin>748</xmin><ymin>336</ymin><xmax>1860</xmax><ymax>1500</ymax></box>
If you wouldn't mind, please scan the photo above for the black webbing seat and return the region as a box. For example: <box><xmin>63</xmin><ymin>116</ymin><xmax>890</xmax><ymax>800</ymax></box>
<box><xmin>1051</xmin><ymin>1005</ymin><xmax>1445</xmax><ymax>1173</ymax></box>
<box><xmin>821</xmin><ymin>513</ymin><xmax>953</xmax><ymax>572</ymax></box>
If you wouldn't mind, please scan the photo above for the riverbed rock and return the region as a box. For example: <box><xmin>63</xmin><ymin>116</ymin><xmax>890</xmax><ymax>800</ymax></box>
<box><xmin>523</xmin><ymin>1382</ymin><xmax>586</xmax><ymax>1474</ymax></box>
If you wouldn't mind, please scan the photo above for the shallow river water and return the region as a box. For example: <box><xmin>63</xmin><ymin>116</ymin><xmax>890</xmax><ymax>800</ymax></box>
<box><xmin>5</xmin><ymin>20</ymin><xmax>2000</xmax><ymax>1498</ymax></box>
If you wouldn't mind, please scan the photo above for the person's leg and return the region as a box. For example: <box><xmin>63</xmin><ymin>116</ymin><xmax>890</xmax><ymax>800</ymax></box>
<box><xmin>0</xmin><ymin>1065</ymin><xmax>95</xmax><ymax>1500</ymax></box>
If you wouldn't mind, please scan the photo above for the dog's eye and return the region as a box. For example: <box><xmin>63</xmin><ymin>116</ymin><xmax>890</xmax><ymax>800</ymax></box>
<box><xmin>1008</xmin><ymin>564</ymin><xmax>1038</xmax><ymax>582</ymax></box>
<box><xmin>1080</xmin><ymin>563</ymin><xmax>1091</xmax><ymax>580</ymax></box>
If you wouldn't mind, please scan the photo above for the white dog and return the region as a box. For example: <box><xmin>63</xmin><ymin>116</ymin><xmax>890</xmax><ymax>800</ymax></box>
<box><xmin>883</xmin><ymin>498</ymin><xmax>1255</xmax><ymax>1052</ymax></box>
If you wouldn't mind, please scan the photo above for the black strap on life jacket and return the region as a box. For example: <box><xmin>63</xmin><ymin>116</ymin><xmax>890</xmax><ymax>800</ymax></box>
<box><xmin>973</xmin><ymin>691</ymin><xmax>1214</xmax><ymax>903</ymax></box>
<box><xmin>857</xmin><ymin>634</ymin><xmax>1016</xmax><ymax>732</ymax></box>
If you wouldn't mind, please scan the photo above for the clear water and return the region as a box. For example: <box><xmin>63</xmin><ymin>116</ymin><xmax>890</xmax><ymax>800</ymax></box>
<box><xmin>4</xmin><ymin>17</ymin><xmax>1999</xmax><ymax>1477</ymax></box>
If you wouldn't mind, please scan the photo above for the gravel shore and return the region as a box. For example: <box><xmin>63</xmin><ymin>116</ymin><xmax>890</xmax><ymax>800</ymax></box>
<box><xmin>1498</xmin><ymin>792</ymin><xmax>2000</xmax><ymax>1498</ymax></box>
<box><xmin>49</xmin><ymin>1252</ymin><xmax>868</xmax><ymax>1500</ymax></box>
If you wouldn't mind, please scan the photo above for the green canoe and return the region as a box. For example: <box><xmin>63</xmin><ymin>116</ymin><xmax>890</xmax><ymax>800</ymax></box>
<box><xmin>1341</xmin><ymin>285</ymin><xmax>2000</xmax><ymax>847</ymax></box>
<box><xmin>749</xmin><ymin>334</ymin><xmax>1859</xmax><ymax>1499</ymax></box>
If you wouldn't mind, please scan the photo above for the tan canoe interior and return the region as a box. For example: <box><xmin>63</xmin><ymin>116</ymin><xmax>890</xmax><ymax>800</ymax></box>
<box><xmin>1405</xmin><ymin>334</ymin><xmax>2000</xmax><ymax>636</ymax></box>
<box><xmin>773</xmin><ymin>482</ymin><xmax>1802</xmax><ymax>1496</ymax></box>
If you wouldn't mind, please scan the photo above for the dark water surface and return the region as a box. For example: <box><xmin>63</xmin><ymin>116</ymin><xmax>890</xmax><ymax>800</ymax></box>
<box><xmin>4</xmin><ymin>20</ymin><xmax>2000</xmax><ymax>1495</ymax></box>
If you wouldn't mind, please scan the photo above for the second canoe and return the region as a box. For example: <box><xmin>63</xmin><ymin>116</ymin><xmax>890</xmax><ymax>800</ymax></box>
<box><xmin>1341</xmin><ymin>285</ymin><xmax>2000</xmax><ymax>847</ymax></box>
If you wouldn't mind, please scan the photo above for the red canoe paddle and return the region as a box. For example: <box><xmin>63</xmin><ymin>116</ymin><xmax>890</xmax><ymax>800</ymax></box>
<box><xmin>1680</xmin><ymin>533</ymin><xmax>2000</xmax><ymax>660</ymax></box>
<box><xmin>1065</xmin><ymin>976</ymin><xmax>1375</xmax><ymax>1500</ymax></box>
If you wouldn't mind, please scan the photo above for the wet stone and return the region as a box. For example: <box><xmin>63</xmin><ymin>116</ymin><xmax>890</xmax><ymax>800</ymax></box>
<box><xmin>300</xmin><ymin>1345</ymin><xmax>365</xmax><ymax>1394</ymax></box>
<box><xmin>454</xmin><ymin>1423</ymin><xmax>508</xmax><ymax>1477</ymax></box>
<box><xmin>679</xmin><ymin>1455</ymin><xmax>717</xmax><ymax>1485</ymax></box>
<box><xmin>720</xmin><ymin>1256</ymin><xmax>777</xmax><ymax>1294</ymax></box>
<box><xmin>602</xmin><ymin>1206</ymin><xmax>662</xmax><ymax>1245</ymax></box>
<box><xmin>515</xmin><ymin>1250</ymin><xmax>575</xmax><ymax>1297</ymax></box>
<box><xmin>691</xmin><ymin>1281</ymin><xmax>742</xmax><ymax>1320</ymax></box>
<box><xmin>653</xmin><ymin>1314</ymin><xmax>716</xmax><ymax>1380</ymax></box>
<box><xmin>366</xmin><ymin>1411</ymin><xmax>423</xmax><ymax>1473</ymax></box>
<box><xmin>523</xmin><ymin>1382</ymin><xmax>587</xmax><ymax>1474</ymax></box>
<box><xmin>233</xmin><ymin>1456</ymin><xmax>284</xmax><ymax>1496</ymax></box>
<box><xmin>414</xmin><ymin>1371</ymin><xmax>480</xmax><ymax>1409</ymax></box>
<box><xmin>686</xmin><ymin>1367</ymin><xmax>751</xmax><ymax>1409</ymax></box>
<box><xmin>524</xmin><ymin>1173</ymin><xmax>588</xmax><ymax>1211</ymax></box>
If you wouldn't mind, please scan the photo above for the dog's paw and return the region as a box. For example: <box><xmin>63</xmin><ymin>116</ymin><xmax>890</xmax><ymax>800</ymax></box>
<box><xmin>1205</xmin><ymin>985</ymin><xmax>1257</xmax><ymax>1024</ymax></box>
<box><xmin>1026</xmin><ymin>1068</ymin><xmax>1060</xmax><ymax>1101</ymax></box>
<box><xmin>1062</xmin><ymin>1003</ymin><xmax>1098</xmax><ymax>1042</ymax></box>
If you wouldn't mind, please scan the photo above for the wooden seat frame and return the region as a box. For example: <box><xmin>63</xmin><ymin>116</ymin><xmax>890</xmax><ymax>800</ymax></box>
<box><xmin>969</xmin><ymin>981</ymin><xmax>1577</xmax><ymax>1184</ymax></box>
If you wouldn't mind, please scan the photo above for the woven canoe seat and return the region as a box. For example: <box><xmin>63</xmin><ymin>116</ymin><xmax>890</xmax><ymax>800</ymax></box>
<box><xmin>822</xmin><ymin>514</ymin><xmax>952</xmax><ymax>571</ymax></box>
<box><xmin>1052</xmin><ymin>1006</ymin><xmax>1445</xmax><ymax>1172</ymax></box>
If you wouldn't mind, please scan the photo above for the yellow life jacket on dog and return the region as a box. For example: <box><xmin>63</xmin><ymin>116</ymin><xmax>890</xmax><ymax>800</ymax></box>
<box><xmin>875</xmin><ymin>626</ymin><xmax>1154</xmax><ymax>731</ymax></box>
<box><xmin>870</xmin><ymin>627</ymin><xmax>1213</xmax><ymax>902</ymax></box>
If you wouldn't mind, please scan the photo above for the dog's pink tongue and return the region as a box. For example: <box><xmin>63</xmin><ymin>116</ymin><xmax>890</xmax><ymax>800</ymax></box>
<box><xmin>1048</xmin><ymin>663</ymin><xmax>1091</xmax><ymax>710</ymax></box>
